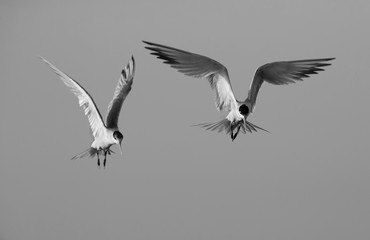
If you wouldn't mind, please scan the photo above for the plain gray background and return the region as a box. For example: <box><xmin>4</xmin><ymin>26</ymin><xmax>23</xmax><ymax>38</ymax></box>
<box><xmin>1</xmin><ymin>0</ymin><xmax>370</xmax><ymax>239</ymax></box>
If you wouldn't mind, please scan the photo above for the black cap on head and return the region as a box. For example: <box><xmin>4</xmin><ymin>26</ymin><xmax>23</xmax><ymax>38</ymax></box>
<box><xmin>113</xmin><ymin>131</ymin><xmax>123</xmax><ymax>141</ymax></box>
<box><xmin>239</xmin><ymin>104</ymin><xmax>249</xmax><ymax>116</ymax></box>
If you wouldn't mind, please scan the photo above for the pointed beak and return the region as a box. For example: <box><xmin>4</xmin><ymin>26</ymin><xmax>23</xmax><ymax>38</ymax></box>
<box><xmin>119</xmin><ymin>141</ymin><xmax>123</xmax><ymax>156</ymax></box>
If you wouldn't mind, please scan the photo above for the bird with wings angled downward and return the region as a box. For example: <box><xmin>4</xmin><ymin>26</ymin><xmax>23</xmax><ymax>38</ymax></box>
<box><xmin>41</xmin><ymin>56</ymin><xmax>135</xmax><ymax>167</ymax></box>
<box><xmin>143</xmin><ymin>41</ymin><xmax>334</xmax><ymax>141</ymax></box>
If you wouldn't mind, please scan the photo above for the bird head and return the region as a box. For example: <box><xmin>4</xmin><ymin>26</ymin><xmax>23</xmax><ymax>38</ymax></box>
<box><xmin>113</xmin><ymin>131</ymin><xmax>124</xmax><ymax>155</ymax></box>
<box><xmin>238</xmin><ymin>103</ymin><xmax>250</xmax><ymax>118</ymax></box>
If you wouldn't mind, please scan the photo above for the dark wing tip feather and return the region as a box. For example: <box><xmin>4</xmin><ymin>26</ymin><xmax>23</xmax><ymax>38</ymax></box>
<box><xmin>143</xmin><ymin>40</ymin><xmax>190</xmax><ymax>54</ymax></box>
<box><xmin>131</xmin><ymin>55</ymin><xmax>135</xmax><ymax>67</ymax></box>
<box><xmin>121</xmin><ymin>68</ymin><xmax>127</xmax><ymax>78</ymax></box>
<box><xmin>121</xmin><ymin>55</ymin><xmax>135</xmax><ymax>79</ymax></box>
<box><xmin>144</xmin><ymin>46</ymin><xmax>180</xmax><ymax>65</ymax></box>
<box><xmin>143</xmin><ymin>40</ymin><xmax>194</xmax><ymax>63</ymax></box>
<box><xmin>286</xmin><ymin>57</ymin><xmax>335</xmax><ymax>80</ymax></box>
<box><xmin>292</xmin><ymin>57</ymin><xmax>335</xmax><ymax>63</ymax></box>
<box><xmin>142</xmin><ymin>40</ymin><xmax>153</xmax><ymax>45</ymax></box>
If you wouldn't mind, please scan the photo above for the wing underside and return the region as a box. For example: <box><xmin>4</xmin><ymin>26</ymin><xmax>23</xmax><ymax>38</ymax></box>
<box><xmin>41</xmin><ymin>57</ymin><xmax>106</xmax><ymax>138</ymax></box>
<box><xmin>247</xmin><ymin>58</ymin><xmax>335</xmax><ymax>111</ymax></box>
<box><xmin>105</xmin><ymin>56</ymin><xmax>135</xmax><ymax>128</ymax></box>
<box><xmin>143</xmin><ymin>41</ymin><xmax>238</xmax><ymax>112</ymax></box>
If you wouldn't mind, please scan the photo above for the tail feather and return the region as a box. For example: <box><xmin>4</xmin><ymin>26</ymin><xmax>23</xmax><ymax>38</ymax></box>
<box><xmin>246</xmin><ymin>120</ymin><xmax>270</xmax><ymax>133</ymax></box>
<box><xmin>193</xmin><ymin>119</ymin><xmax>231</xmax><ymax>134</ymax></box>
<box><xmin>71</xmin><ymin>147</ymin><xmax>116</xmax><ymax>160</ymax></box>
<box><xmin>71</xmin><ymin>148</ymin><xmax>97</xmax><ymax>160</ymax></box>
<box><xmin>193</xmin><ymin>119</ymin><xmax>270</xmax><ymax>136</ymax></box>
<box><xmin>240</xmin><ymin>124</ymin><xmax>248</xmax><ymax>134</ymax></box>
<box><xmin>245</xmin><ymin>122</ymin><xmax>255</xmax><ymax>132</ymax></box>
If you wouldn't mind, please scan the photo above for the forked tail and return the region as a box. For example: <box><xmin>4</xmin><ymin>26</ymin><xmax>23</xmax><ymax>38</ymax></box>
<box><xmin>193</xmin><ymin>119</ymin><xmax>231</xmax><ymax>133</ymax></box>
<box><xmin>71</xmin><ymin>148</ymin><xmax>97</xmax><ymax>160</ymax></box>
<box><xmin>71</xmin><ymin>148</ymin><xmax>116</xmax><ymax>160</ymax></box>
<box><xmin>193</xmin><ymin>118</ymin><xmax>270</xmax><ymax>139</ymax></box>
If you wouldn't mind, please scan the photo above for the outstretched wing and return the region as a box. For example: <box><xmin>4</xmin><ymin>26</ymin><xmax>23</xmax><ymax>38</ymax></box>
<box><xmin>41</xmin><ymin>57</ymin><xmax>106</xmax><ymax>138</ymax></box>
<box><xmin>143</xmin><ymin>41</ymin><xmax>238</xmax><ymax>112</ymax></box>
<box><xmin>247</xmin><ymin>58</ymin><xmax>335</xmax><ymax>111</ymax></box>
<box><xmin>105</xmin><ymin>56</ymin><xmax>135</xmax><ymax>129</ymax></box>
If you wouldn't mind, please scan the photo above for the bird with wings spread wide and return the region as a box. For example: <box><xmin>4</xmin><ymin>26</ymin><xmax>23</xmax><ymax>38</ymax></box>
<box><xmin>143</xmin><ymin>41</ymin><xmax>334</xmax><ymax>141</ymax></box>
<box><xmin>41</xmin><ymin>56</ymin><xmax>135</xmax><ymax>167</ymax></box>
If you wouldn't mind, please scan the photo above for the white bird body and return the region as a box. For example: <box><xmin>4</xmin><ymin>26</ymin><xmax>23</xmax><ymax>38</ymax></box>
<box><xmin>91</xmin><ymin>128</ymin><xmax>117</xmax><ymax>150</ymax></box>
<box><xmin>226</xmin><ymin>109</ymin><xmax>244</xmax><ymax>124</ymax></box>
<box><xmin>143</xmin><ymin>41</ymin><xmax>334</xmax><ymax>140</ymax></box>
<box><xmin>41</xmin><ymin>56</ymin><xmax>135</xmax><ymax>166</ymax></box>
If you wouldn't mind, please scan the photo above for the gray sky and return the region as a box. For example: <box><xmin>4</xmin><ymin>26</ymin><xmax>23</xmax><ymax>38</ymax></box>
<box><xmin>1</xmin><ymin>0</ymin><xmax>370</xmax><ymax>239</ymax></box>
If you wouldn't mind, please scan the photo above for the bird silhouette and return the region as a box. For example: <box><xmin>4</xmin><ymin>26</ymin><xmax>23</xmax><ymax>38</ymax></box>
<box><xmin>41</xmin><ymin>56</ymin><xmax>135</xmax><ymax>166</ymax></box>
<box><xmin>143</xmin><ymin>41</ymin><xmax>334</xmax><ymax>140</ymax></box>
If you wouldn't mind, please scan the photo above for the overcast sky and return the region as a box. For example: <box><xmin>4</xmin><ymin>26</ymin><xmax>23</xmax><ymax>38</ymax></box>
<box><xmin>1</xmin><ymin>0</ymin><xmax>370</xmax><ymax>239</ymax></box>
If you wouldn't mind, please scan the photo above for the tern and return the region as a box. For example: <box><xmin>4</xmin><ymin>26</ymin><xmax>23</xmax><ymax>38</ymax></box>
<box><xmin>41</xmin><ymin>56</ymin><xmax>135</xmax><ymax>167</ymax></box>
<box><xmin>143</xmin><ymin>41</ymin><xmax>334</xmax><ymax>141</ymax></box>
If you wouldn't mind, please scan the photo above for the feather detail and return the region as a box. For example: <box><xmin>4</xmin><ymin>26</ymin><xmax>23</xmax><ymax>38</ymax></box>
<box><xmin>106</xmin><ymin>56</ymin><xmax>135</xmax><ymax>128</ymax></box>
<box><xmin>193</xmin><ymin>119</ymin><xmax>269</xmax><ymax>135</ymax></box>
<box><xmin>71</xmin><ymin>148</ymin><xmax>97</xmax><ymax>160</ymax></box>
<box><xmin>40</xmin><ymin>57</ymin><xmax>106</xmax><ymax>138</ymax></box>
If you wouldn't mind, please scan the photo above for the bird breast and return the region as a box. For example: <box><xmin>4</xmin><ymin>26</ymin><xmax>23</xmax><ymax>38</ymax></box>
<box><xmin>226</xmin><ymin>110</ymin><xmax>244</xmax><ymax>123</ymax></box>
<box><xmin>91</xmin><ymin>129</ymin><xmax>117</xmax><ymax>150</ymax></box>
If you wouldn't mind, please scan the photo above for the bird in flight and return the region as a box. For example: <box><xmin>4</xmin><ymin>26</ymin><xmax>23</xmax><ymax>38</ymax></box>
<box><xmin>41</xmin><ymin>56</ymin><xmax>135</xmax><ymax>167</ymax></box>
<box><xmin>143</xmin><ymin>41</ymin><xmax>334</xmax><ymax>141</ymax></box>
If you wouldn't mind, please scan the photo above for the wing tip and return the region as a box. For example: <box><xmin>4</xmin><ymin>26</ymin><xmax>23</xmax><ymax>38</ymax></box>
<box><xmin>143</xmin><ymin>40</ymin><xmax>160</xmax><ymax>50</ymax></box>
<box><xmin>317</xmin><ymin>57</ymin><xmax>335</xmax><ymax>62</ymax></box>
<box><xmin>121</xmin><ymin>55</ymin><xmax>135</xmax><ymax>79</ymax></box>
<box><xmin>39</xmin><ymin>56</ymin><xmax>52</xmax><ymax>66</ymax></box>
<box><xmin>130</xmin><ymin>55</ymin><xmax>135</xmax><ymax>73</ymax></box>
<box><xmin>143</xmin><ymin>45</ymin><xmax>180</xmax><ymax>65</ymax></box>
<box><xmin>142</xmin><ymin>40</ymin><xmax>152</xmax><ymax>45</ymax></box>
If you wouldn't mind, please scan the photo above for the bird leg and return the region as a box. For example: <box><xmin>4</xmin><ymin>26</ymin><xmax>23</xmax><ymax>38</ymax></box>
<box><xmin>230</xmin><ymin>122</ymin><xmax>239</xmax><ymax>141</ymax></box>
<box><xmin>233</xmin><ymin>125</ymin><xmax>241</xmax><ymax>141</ymax></box>
<box><xmin>97</xmin><ymin>151</ymin><xmax>100</xmax><ymax>167</ymax></box>
<box><xmin>230</xmin><ymin>124</ymin><xmax>234</xmax><ymax>140</ymax></box>
<box><xmin>103</xmin><ymin>150</ymin><xmax>107</xmax><ymax>168</ymax></box>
